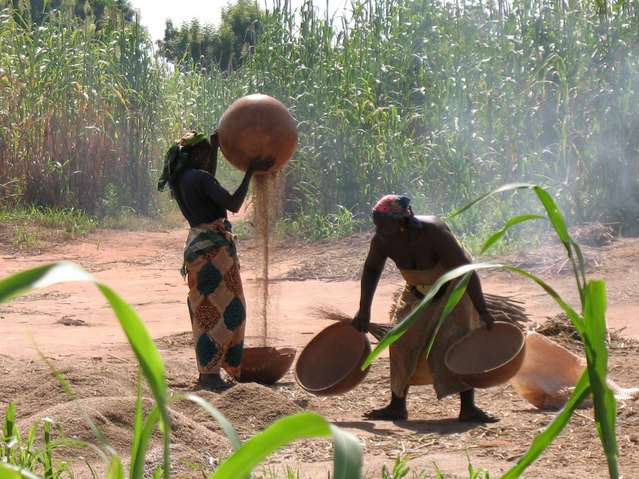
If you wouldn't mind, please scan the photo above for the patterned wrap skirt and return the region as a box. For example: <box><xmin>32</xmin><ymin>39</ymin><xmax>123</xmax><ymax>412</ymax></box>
<box><xmin>390</xmin><ymin>266</ymin><xmax>481</xmax><ymax>399</ymax></box>
<box><xmin>183</xmin><ymin>218</ymin><xmax>246</xmax><ymax>378</ymax></box>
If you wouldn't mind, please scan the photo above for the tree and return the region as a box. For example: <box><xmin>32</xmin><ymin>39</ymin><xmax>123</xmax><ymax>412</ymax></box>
<box><xmin>2</xmin><ymin>0</ymin><xmax>136</xmax><ymax>25</ymax></box>
<box><xmin>158</xmin><ymin>0</ymin><xmax>261</xmax><ymax>72</ymax></box>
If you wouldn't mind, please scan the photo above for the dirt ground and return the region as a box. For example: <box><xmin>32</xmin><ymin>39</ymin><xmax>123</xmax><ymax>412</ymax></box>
<box><xmin>1</xmin><ymin>215</ymin><xmax>639</xmax><ymax>478</ymax></box>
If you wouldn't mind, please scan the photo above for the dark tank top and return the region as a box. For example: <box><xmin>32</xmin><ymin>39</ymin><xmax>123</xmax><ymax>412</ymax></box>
<box><xmin>173</xmin><ymin>169</ymin><xmax>229</xmax><ymax>227</ymax></box>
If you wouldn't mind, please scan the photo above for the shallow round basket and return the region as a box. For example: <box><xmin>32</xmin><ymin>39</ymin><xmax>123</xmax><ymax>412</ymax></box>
<box><xmin>444</xmin><ymin>322</ymin><xmax>526</xmax><ymax>389</ymax></box>
<box><xmin>217</xmin><ymin>94</ymin><xmax>298</xmax><ymax>174</ymax></box>
<box><xmin>238</xmin><ymin>346</ymin><xmax>296</xmax><ymax>385</ymax></box>
<box><xmin>295</xmin><ymin>322</ymin><xmax>371</xmax><ymax>396</ymax></box>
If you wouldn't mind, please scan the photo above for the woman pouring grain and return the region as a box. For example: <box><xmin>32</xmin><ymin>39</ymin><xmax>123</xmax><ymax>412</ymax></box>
<box><xmin>352</xmin><ymin>194</ymin><xmax>498</xmax><ymax>422</ymax></box>
<box><xmin>158</xmin><ymin>131</ymin><xmax>273</xmax><ymax>391</ymax></box>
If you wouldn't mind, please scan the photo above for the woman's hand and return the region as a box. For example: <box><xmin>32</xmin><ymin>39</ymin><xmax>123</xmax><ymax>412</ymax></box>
<box><xmin>247</xmin><ymin>155</ymin><xmax>276</xmax><ymax>173</ymax></box>
<box><xmin>479</xmin><ymin>311</ymin><xmax>495</xmax><ymax>330</ymax></box>
<box><xmin>352</xmin><ymin>310</ymin><xmax>370</xmax><ymax>333</ymax></box>
<box><xmin>210</xmin><ymin>132</ymin><xmax>220</xmax><ymax>149</ymax></box>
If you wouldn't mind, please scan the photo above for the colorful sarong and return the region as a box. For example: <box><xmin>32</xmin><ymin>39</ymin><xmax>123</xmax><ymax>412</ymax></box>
<box><xmin>183</xmin><ymin>219</ymin><xmax>245</xmax><ymax>378</ymax></box>
<box><xmin>389</xmin><ymin>266</ymin><xmax>481</xmax><ymax>399</ymax></box>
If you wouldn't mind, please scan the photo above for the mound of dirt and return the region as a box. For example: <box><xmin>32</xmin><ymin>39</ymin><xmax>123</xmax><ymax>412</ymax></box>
<box><xmin>570</xmin><ymin>222</ymin><xmax>615</xmax><ymax>247</ymax></box>
<box><xmin>212</xmin><ymin>383</ymin><xmax>302</xmax><ymax>434</ymax></box>
<box><xmin>0</xmin><ymin>361</ymin><xmax>138</xmax><ymax>413</ymax></box>
<box><xmin>18</xmin><ymin>396</ymin><xmax>232</xmax><ymax>476</ymax></box>
<box><xmin>158</xmin><ymin>331</ymin><xmax>193</xmax><ymax>350</ymax></box>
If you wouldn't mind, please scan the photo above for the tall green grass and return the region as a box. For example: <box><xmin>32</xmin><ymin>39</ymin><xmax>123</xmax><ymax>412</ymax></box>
<box><xmin>1</xmin><ymin>0</ymin><xmax>638</xmax><ymax>236</ymax></box>
<box><xmin>0</xmin><ymin>206</ymin><xmax>97</xmax><ymax>250</ymax></box>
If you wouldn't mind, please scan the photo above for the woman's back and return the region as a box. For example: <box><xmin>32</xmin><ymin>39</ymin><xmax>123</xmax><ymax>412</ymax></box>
<box><xmin>174</xmin><ymin>168</ymin><xmax>227</xmax><ymax>227</ymax></box>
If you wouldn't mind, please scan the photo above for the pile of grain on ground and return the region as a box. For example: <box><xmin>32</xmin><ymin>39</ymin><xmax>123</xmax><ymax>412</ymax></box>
<box><xmin>570</xmin><ymin>222</ymin><xmax>615</xmax><ymax>247</ymax></box>
<box><xmin>212</xmin><ymin>383</ymin><xmax>302</xmax><ymax>435</ymax></box>
<box><xmin>536</xmin><ymin>313</ymin><xmax>639</xmax><ymax>351</ymax></box>
<box><xmin>0</xmin><ymin>360</ymin><xmax>138</xmax><ymax>413</ymax></box>
<box><xmin>17</xmin><ymin>395</ymin><xmax>230</xmax><ymax>476</ymax></box>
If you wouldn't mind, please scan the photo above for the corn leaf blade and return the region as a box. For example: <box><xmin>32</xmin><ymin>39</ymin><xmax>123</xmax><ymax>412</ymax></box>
<box><xmin>184</xmin><ymin>394</ymin><xmax>242</xmax><ymax>451</ymax></box>
<box><xmin>0</xmin><ymin>263</ymin><xmax>171</xmax><ymax>479</ymax></box>
<box><xmin>363</xmin><ymin>263</ymin><xmax>499</xmax><ymax>369</ymax></box>
<box><xmin>480</xmin><ymin>214</ymin><xmax>545</xmax><ymax>255</ymax></box>
<box><xmin>582</xmin><ymin>280</ymin><xmax>618</xmax><ymax>477</ymax></box>
<box><xmin>210</xmin><ymin>412</ymin><xmax>361</xmax><ymax>479</ymax></box>
<box><xmin>502</xmin><ymin>373</ymin><xmax>591</xmax><ymax>479</ymax></box>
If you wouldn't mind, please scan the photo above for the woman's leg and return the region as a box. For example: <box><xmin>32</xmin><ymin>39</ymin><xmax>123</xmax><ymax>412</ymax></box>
<box><xmin>198</xmin><ymin>372</ymin><xmax>232</xmax><ymax>390</ymax></box>
<box><xmin>459</xmin><ymin>389</ymin><xmax>498</xmax><ymax>422</ymax></box>
<box><xmin>186</xmin><ymin>263</ymin><xmax>234</xmax><ymax>391</ymax></box>
<box><xmin>364</xmin><ymin>387</ymin><xmax>409</xmax><ymax>420</ymax></box>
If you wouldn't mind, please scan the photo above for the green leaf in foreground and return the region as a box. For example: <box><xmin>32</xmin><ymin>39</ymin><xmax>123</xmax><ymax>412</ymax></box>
<box><xmin>502</xmin><ymin>373</ymin><xmax>591</xmax><ymax>478</ymax></box>
<box><xmin>0</xmin><ymin>463</ymin><xmax>41</xmax><ymax>479</ymax></box>
<box><xmin>210</xmin><ymin>412</ymin><xmax>362</xmax><ymax>479</ymax></box>
<box><xmin>424</xmin><ymin>273</ymin><xmax>472</xmax><ymax>359</ymax></box>
<box><xmin>363</xmin><ymin>262</ymin><xmax>586</xmax><ymax>368</ymax></box>
<box><xmin>446</xmin><ymin>183</ymin><xmax>535</xmax><ymax>219</ymax></box>
<box><xmin>0</xmin><ymin>263</ymin><xmax>91</xmax><ymax>305</ymax></box>
<box><xmin>3</xmin><ymin>402</ymin><xmax>16</xmax><ymax>441</ymax></box>
<box><xmin>130</xmin><ymin>407</ymin><xmax>161</xmax><ymax>479</ymax></box>
<box><xmin>582</xmin><ymin>280</ymin><xmax>618</xmax><ymax>477</ymax></box>
<box><xmin>0</xmin><ymin>262</ymin><xmax>171</xmax><ymax>479</ymax></box>
<box><xmin>480</xmin><ymin>214</ymin><xmax>545</xmax><ymax>254</ymax></box>
<box><xmin>184</xmin><ymin>394</ymin><xmax>242</xmax><ymax>451</ymax></box>
<box><xmin>363</xmin><ymin>263</ymin><xmax>498</xmax><ymax>369</ymax></box>
<box><xmin>106</xmin><ymin>456</ymin><xmax>125</xmax><ymax>479</ymax></box>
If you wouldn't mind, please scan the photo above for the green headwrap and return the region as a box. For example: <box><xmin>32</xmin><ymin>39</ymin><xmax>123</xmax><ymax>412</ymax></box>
<box><xmin>157</xmin><ymin>132</ymin><xmax>208</xmax><ymax>192</ymax></box>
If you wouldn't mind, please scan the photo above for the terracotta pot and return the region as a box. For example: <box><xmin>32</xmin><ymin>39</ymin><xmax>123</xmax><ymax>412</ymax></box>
<box><xmin>238</xmin><ymin>346</ymin><xmax>296</xmax><ymax>385</ymax></box>
<box><xmin>509</xmin><ymin>332</ymin><xmax>585</xmax><ymax>409</ymax></box>
<box><xmin>217</xmin><ymin>94</ymin><xmax>298</xmax><ymax>174</ymax></box>
<box><xmin>295</xmin><ymin>322</ymin><xmax>371</xmax><ymax>396</ymax></box>
<box><xmin>444</xmin><ymin>321</ymin><xmax>526</xmax><ymax>389</ymax></box>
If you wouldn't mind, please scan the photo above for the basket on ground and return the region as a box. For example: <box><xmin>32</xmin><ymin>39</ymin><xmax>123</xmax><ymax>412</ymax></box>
<box><xmin>238</xmin><ymin>346</ymin><xmax>296</xmax><ymax>385</ymax></box>
<box><xmin>444</xmin><ymin>321</ymin><xmax>526</xmax><ymax>388</ymax></box>
<box><xmin>295</xmin><ymin>322</ymin><xmax>370</xmax><ymax>395</ymax></box>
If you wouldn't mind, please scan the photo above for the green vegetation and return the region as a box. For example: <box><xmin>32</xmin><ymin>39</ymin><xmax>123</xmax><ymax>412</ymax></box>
<box><xmin>0</xmin><ymin>0</ymin><xmax>135</xmax><ymax>25</ymax></box>
<box><xmin>159</xmin><ymin>0</ymin><xmax>262</xmax><ymax>72</ymax></box>
<box><xmin>0</xmin><ymin>206</ymin><xmax>96</xmax><ymax>250</ymax></box>
<box><xmin>1</xmin><ymin>0</ymin><xmax>637</xmax><ymax>239</ymax></box>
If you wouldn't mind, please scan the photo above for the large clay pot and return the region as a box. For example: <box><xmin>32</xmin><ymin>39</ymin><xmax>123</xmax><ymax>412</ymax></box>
<box><xmin>217</xmin><ymin>94</ymin><xmax>298</xmax><ymax>174</ymax></box>
<box><xmin>509</xmin><ymin>332</ymin><xmax>585</xmax><ymax>409</ymax></box>
<box><xmin>444</xmin><ymin>321</ymin><xmax>526</xmax><ymax>389</ymax></box>
<box><xmin>295</xmin><ymin>322</ymin><xmax>371</xmax><ymax>396</ymax></box>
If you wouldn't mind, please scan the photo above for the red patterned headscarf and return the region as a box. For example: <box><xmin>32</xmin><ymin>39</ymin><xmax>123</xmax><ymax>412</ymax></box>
<box><xmin>372</xmin><ymin>195</ymin><xmax>413</xmax><ymax>219</ymax></box>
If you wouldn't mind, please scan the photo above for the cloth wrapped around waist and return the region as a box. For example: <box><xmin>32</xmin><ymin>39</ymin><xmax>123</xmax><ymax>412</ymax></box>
<box><xmin>183</xmin><ymin>218</ymin><xmax>246</xmax><ymax>377</ymax></box>
<box><xmin>389</xmin><ymin>268</ymin><xmax>481</xmax><ymax>398</ymax></box>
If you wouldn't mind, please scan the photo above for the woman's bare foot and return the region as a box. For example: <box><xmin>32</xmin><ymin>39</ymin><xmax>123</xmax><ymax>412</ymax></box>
<box><xmin>459</xmin><ymin>389</ymin><xmax>498</xmax><ymax>423</ymax></box>
<box><xmin>459</xmin><ymin>405</ymin><xmax>499</xmax><ymax>423</ymax></box>
<box><xmin>364</xmin><ymin>403</ymin><xmax>408</xmax><ymax>421</ymax></box>
<box><xmin>197</xmin><ymin>373</ymin><xmax>233</xmax><ymax>392</ymax></box>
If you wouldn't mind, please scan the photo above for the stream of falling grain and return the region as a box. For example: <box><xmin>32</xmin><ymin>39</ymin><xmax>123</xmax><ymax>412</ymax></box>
<box><xmin>252</xmin><ymin>173</ymin><xmax>282</xmax><ymax>346</ymax></box>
